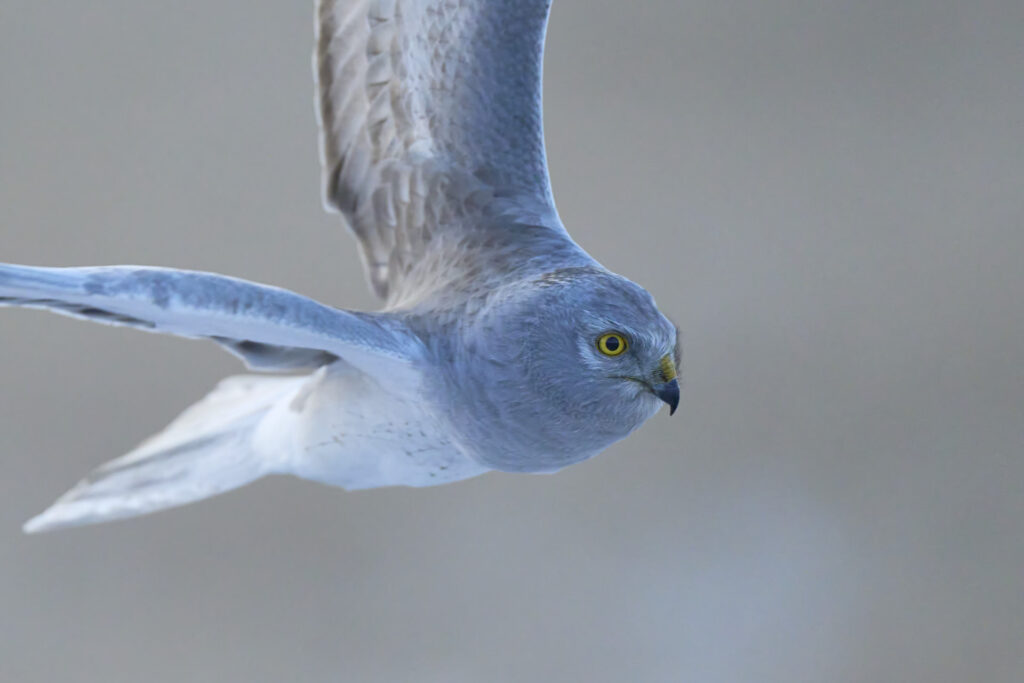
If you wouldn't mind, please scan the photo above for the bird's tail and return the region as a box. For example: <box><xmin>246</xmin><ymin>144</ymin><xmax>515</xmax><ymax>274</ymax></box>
<box><xmin>23</xmin><ymin>374</ymin><xmax>306</xmax><ymax>533</ymax></box>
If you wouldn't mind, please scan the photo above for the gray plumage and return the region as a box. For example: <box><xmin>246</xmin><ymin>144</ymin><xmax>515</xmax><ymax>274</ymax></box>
<box><xmin>3</xmin><ymin>0</ymin><xmax>680</xmax><ymax>533</ymax></box>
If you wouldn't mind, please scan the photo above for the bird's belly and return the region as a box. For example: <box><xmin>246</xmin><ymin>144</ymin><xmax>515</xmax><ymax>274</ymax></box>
<box><xmin>259</xmin><ymin>363</ymin><xmax>488</xmax><ymax>490</ymax></box>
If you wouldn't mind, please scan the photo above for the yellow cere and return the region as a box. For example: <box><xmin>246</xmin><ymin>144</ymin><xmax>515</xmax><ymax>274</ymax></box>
<box><xmin>597</xmin><ymin>332</ymin><xmax>628</xmax><ymax>356</ymax></box>
<box><xmin>659</xmin><ymin>354</ymin><xmax>678</xmax><ymax>382</ymax></box>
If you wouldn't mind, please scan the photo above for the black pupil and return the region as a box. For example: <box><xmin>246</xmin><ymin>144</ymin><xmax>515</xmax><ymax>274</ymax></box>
<box><xmin>605</xmin><ymin>336</ymin><xmax>620</xmax><ymax>352</ymax></box>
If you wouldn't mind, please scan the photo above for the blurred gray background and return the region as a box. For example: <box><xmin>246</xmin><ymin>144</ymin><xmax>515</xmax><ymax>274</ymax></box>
<box><xmin>2</xmin><ymin>1</ymin><xmax>1022</xmax><ymax>681</ymax></box>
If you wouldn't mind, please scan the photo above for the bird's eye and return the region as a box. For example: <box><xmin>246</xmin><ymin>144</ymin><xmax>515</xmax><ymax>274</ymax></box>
<box><xmin>596</xmin><ymin>332</ymin><xmax>628</xmax><ymax>356</ymax></box>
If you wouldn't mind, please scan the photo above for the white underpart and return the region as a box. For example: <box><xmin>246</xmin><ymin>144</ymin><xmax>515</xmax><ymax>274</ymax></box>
<box><xmin>261</xmin><ymin>364</ymin><xmax>487</xmax><ymax>489</ymax></box>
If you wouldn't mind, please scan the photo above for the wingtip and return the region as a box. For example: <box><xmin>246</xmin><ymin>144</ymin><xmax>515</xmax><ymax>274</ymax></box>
<box><xmin>22</xmin><ymin>503</ymin><xmax>79</xmax><ymax>534</ymax></box>
<box><xmin>22</xmin><ymin>513</ymin><xmax>51</xmax><ymax>535</ymax></box>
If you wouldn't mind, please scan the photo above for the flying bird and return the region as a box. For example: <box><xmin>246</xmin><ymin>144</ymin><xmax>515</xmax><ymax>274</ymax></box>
<box><xmin>2</xmin><ymin>0</ymin><xmax>681</xmax><ymax>533</ymax></box>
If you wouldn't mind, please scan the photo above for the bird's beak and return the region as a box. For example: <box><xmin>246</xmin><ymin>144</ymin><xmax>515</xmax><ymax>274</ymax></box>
<box><xmin>652</xmin><ymin>378</ymin><xmax>680</xmax><ymax>415</ymax></box>
<box><xmin>652</xmin><ymin>354</ymin><xmax>680</xmax><ymax>415</ymax></box>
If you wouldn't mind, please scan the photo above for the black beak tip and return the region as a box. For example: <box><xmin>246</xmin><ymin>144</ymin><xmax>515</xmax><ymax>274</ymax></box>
<box><xmin>655</xmin><ymin>379</ymin><xmax>680</xmax><ymax>416</ymax></box>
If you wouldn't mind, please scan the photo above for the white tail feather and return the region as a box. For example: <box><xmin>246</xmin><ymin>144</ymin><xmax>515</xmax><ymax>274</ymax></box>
<box><xmin>23</xmin><ymin>375</ymin><xmax>305</xmax><ymax>533</ymax></box>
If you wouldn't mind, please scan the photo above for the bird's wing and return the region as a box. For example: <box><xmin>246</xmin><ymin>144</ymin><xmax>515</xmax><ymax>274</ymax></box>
<box><xmin>0</xmin><ymin>263</ymin><xmax>424</xmax><ymax>378</ymax></box>
<box><xmin>315</xmin><ymin>0</ymin><xmax>567</xmax><ymax>302</ymax></box>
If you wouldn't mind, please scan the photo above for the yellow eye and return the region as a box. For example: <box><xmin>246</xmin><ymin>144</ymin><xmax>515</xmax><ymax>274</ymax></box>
<box><xmin>597</xmin><ymin>332</ymin><xmax>628</xmax><ymax>356</ymax></box>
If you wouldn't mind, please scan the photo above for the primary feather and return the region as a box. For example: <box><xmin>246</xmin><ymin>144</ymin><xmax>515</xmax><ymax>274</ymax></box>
<box><xmin>0</xmin><ymin>263</ymin><xmax>423</xmax><ymax>375</ymax></box>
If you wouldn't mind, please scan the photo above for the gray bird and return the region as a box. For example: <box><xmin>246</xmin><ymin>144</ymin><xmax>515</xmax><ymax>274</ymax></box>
<box><xmin>2</xmin><ymin>0</ymin><xmax>680</xmax><ymax>533</ymax></box>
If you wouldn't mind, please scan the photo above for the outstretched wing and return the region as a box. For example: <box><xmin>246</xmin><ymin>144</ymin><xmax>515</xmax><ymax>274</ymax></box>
<box><xmin>0</xmin><ymin>263</ymin><xmax>423</xmax><ymax>376</ymax></box>
<box><xmin>315</xmin><ymin>0</ymin><xmax>565</xmax><ymax>302</ymax></box>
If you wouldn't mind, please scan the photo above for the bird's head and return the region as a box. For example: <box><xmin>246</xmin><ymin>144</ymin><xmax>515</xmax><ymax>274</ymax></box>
<box><xmin>457</xmin><ymin>267</ymin><xmax>680</xmax><ymax>472</ymax></box>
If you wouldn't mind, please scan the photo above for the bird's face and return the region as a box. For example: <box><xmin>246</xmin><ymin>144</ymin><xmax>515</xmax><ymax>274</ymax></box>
<box><xmin>574</xmin><ymin>308</ymin><xmax>681</xmax><ymax>417</ymax></box>
<box><xmin>563</xmin><ymin>276</ymin><xmax>680</xmax><ymax>425</ymax></box>
<box><xmin>457</xmin><ymin>270</ymin><xmax>680</xmax><ymax>472</ymax></box>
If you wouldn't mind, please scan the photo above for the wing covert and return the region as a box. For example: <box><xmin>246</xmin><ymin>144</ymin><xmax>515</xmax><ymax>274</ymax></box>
<box><xmin>315</xmin><ymin>0</ymin><xmax>564</xmax><ymax>302</ymax></box>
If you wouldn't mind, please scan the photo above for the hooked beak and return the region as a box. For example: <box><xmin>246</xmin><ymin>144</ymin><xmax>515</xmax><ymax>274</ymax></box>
<box><xmin>652</xmin><ymin>353</ymin><xmax>680</xmax><ymax>415</ymax></box>
<box><xmin>652</xmin><ymin>378</ymin><xmax>680</xmax><ymax>415</ymax></box>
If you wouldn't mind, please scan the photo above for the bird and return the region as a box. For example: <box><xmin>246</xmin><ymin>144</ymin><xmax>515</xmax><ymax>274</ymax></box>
<box><xmin>2</xmin><ymin>0</ymin><xmax>681</xmax><ymax>533</ymax></box>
